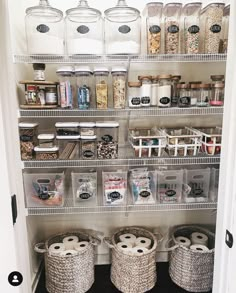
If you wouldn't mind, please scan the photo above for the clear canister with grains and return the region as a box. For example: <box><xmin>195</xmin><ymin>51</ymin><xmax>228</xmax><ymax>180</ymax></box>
<box><xmin>111</xmin><ymin>67</ymin><xmax>127</xmax><ymax>109</ymax></box>
<box><xmin>158</xmin><ymin>74</ymin><xmax>172</xmax><ymax>108</ymax></box>
<box><xmin>94</xmin><ymin>67</ymin><xmax>109</xmax><ymax>110</ymax></box>
<box><xmin>128</xmin><ymin>82</ymin><xmax>141</xmax><ymax>108</ymax></box>
<box><xmin>138</xmin><ymin>76</ymin><xmax>152</xmax><ymax>107</ymax></box>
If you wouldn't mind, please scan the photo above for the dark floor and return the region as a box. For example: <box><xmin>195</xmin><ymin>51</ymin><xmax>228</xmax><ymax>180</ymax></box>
<box><xmin>36</xmin><ymin>263</ymin><xmax>212</xmax><ymax>293</ymax></box>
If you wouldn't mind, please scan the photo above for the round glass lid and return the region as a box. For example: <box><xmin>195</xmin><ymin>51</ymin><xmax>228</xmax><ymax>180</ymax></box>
<box><xmin>26</xmin><ymin>0</ymin><xmax>63</xmax><ymax>21</ymax></box>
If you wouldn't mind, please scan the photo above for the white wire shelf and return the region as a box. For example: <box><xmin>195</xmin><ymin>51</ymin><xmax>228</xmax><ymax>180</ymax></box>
<box><xmin>14</xmin><ymin>54</ymin><xmax>227</xmax><ymax>64</ymax></box>
<box><xmin>19</xmin><ymin>106</ymin><xmax>224</xmax><ymax>118</ymax></box>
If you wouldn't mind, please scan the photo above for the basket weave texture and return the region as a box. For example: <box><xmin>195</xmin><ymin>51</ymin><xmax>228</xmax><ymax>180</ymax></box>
<box><xmin>169</xmin><ymin>225</ymin><xmax>215</xmax><ymax>292</ymax></box>
<box><xmin>108</xmin><ymin>227</ymin><xmax>158</xmax><ymax>293</ymax></box>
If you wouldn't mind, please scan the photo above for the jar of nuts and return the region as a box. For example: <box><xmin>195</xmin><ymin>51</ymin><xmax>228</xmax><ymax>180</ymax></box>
<box><xmin>19</xmin><ymin>122</ymin><xmax>38</xmax><ymax>160</ymax></box>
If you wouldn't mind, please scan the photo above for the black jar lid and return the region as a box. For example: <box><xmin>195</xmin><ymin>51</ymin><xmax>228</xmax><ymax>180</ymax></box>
<box><xmin>33</xmin><ymin>63</ymin><xmax>46</xmax><ymax>70</ymax></box>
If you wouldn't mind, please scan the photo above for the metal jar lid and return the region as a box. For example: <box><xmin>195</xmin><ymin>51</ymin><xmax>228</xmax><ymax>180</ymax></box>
<box><xmin>159</xmin><ymin>74</ymin><xmax>172</xmax><ymax>79</ymax></box>
<box><xmin>172</xmin><ymin>75</ymin><xmax>181</xmax><ymax>81</ymax></box>
<box><xmin>138</xmin><ymin>75</ymin><xmax>152</xmax><ymax>81</ymax></box>
<box><xmin>177</xmin><ymin>83</ymin><xmax>190</xmax><ymax>89</ymax></box>
<box><xmin>210</xmin><ymin>75</ymin><xmax>225</xmax><ymax>81</ymax></box>
<box><xmin>199</xmin><ymin>83</ymin><xmax>211</xmax><ymax>89</ymax></box>
<box><xmin>128</xmin><ymin>82</ymin><xmax>142</xmax><ymax>87</ymax></box>
<box><xmin>212</xmin><ymin>83</ymin><xmax>225</xmax><ymax>88</ymax></box>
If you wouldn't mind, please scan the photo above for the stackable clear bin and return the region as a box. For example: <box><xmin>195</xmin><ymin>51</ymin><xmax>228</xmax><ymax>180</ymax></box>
<box><xmin>38</xmin><ymin>134</ymin><xmax>55</xmax><ymax>148</ymax></box>
<box><xmin>80</xmin><ymin>122</ymin><xmax>96</xmax><ymax>136</ymax></box>
<box><xmin>34</xmin><ymin>146</ymin><xmax>59</xmax><ymax>160</ymax></box>
<box><xmin>19</xmin><ymin>122</ymin><xmax>38</xmax><ymax>160</ymax></box>
<box><xmin>80</xmin><ymin>135</ymin><xmax>97</xmax><ymax>160</ymax></box>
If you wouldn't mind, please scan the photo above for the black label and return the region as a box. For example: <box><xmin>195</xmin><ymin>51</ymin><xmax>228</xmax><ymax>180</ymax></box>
<box><xmin>165</xmin><ymin>190</ymin><xmax>176</xmax><ymax>197</ymax></box>
<box><xmin>118</xmin><ymin>25</ymin><xmax>131</xmax><ymax>34</ymax></box>
<box><xmin>188</xmin><ymin>25</ymin><xmax>200</xmax><ymax>34</ymax></box>
<box><xmin>83</xmin><ymin>150</ymin><xmax>94</xmax><ymax>158</ymax></box>
<box><xmin>102</xmin><ymin>135</ymin><xmax>113</xmax><ymax>142</ymax></box>
<box><xmin>77</xmin><ymin>25</ymin><xmax>90</xmax><ymax>34</ymax></box>
<box><xmin>210</xmin><ymin>24</ymin><xmax>221</xmax><ymax>33</ymax></box>
<box><xmin>140</xmin><ymin>191</ymin><xmax>151</xmax><ymax>198</ymax></box>
<box><xmin>36</xmin><ymin>24</ymin><xmax>50</xmax><ymax>33</ymax></box>
<box><xmin>20</xmin><ymin>135</ymin><xmax>32</xmax><ymax>142</ymax></box>
<box><xmin>168</xmin><ymin>25</ymin><xmax>179</xmax><ymax>34</ymax></box>
<box><xmin>193</xmin><ymin>188</ymin><xmax>203</xmax><ymax>196</ymax></box>
<box><xmin>109</xmin><ymin>191</ymin><xmax>121</xmax><ymax>200</ymax></box>
<box><xmin>149</xmin><ymin>25</ymin><xmax>161</xmax><ymax>34</ymax></box>
<box><xmin>160</xmin><ymin>97</ymin><xmax>170</xmax><ymax>105</ymax></box>
<box><xmin>179</xmin><ymin>96</ymin><xmax>191</xmax><ymax>105</ymax></box>
<box><xmin>80</xmin><ymin>193</ymin><xmax>91</xmax><ymax>200</ymax></box>
<box><xmin>131</xmin><ymin>97</ymin><xmax>141</xmax><ymax>105</ymax></box>
<box><xmin>171</xmin><ymin>97</ymin><xmax>178</xmax><ymax>105</ymax></box>
<box><xmin>141</xmin><ymin>96</ymin><xmax>150</xmax><ymax>104</ymax></box>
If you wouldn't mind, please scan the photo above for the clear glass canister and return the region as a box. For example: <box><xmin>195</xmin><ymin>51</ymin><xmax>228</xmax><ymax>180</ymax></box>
<box><xmin>57</xmin><ymin>66</ymin><xmax>74</xmax><ymax>109</ymax></box>
<box><xmin>190</xmin><ymin>83</ymin><xmax>201</xmax><ymax>106</ymax></box>
<box><xmin>45</xmin><ymin>86</ymin><xmax>58</xmax><ymax>105</ymax></box>
<box><xmin>220</xmin><ymin>3</ymin><xmax>230</xmax><ymax>53</ymax></box>
<box><xmin>210</xmin><ymin>83</ymin><xmax>224</xmax><ymax>106</ymax></box>
<box><xmin>19</xmin><ymin>123</ymin><xmax>38</xmax><ymax>160</ymax></box>
<box><xmin>201</xmin><ymin>1</ymin><xmax>225</xmax><ymax>54</ymax></box>
<box><xmin>65</xmin><ymin>0</ymin><xmax>104</xmax><ymax>55</ymax></box>
<box><xmin>158</xmin><ymin>75</ymin><xmax>172</xmax><ymax>108</ymax></box>
<box><xmin>177</xmin><ymin>84</ymin><xmax>191</xmax><ymax>108</ymax></box>
<box><xmin>163</xmin><ymin>2</ymin><xmax>182</xmax><ymax>54</ymax></box>
<box><xmin>197</xmin><ymin>84</ymin><xmax>211</xmax><ymax>107</ymax></box>
<box><xmin>183</xmin><ymin>2</ymin><xmax>202</xmax><ymax>54</ymax></box>
<box><xmin>81</xmin><ymin>135</ymin><xmax>97</xmax><ymax>160</ymax></box>
<box><xmin>94</xmin><ymin>67</ymin><xmax>109</xmax><ymax>110</ymax></box>
<box><xmin>171</xmin><ymin>75</ymin><xmax>181</xmax><ymax>106</ymax></box>
<box><xmin>75</xmin><ymin>66</ymin><xmax>93</xmax><ymax>110</ymax></box>
<box><xmin>128</xmin><ymin>82</ymin><xmax>141</xmax><ymax>108</ymax></box>
<box><xmin>210</xmin><ymin>75</ymin><xmax>225</xmax><ymax>84</ymax></box>
<box><xmin>25</xmin><ymin>0</ymin><xmax>64</xmax><ymax>54</ymax></box>
<box><xmin>138</xmin><ymin>76</ymin><xmax>152</xmax><ymax>107</ymax></box>
<box><xmin>104</xmin><ymin>0</ymin><xmax>141</xmax><ymax>54</ymax></box>
<box><xmin>151</xmin><ymin>76</ymin><xmax>159</xmax><ymax>107</ymax></box>
<box><xmin>80</xmin><ymin>122</ymin><xmax>96</xmax><ymax>136</ymax></box>
<box><xmin>146</xmin><ymin>2</ymin><xmax>163</xmax><ymax>55</ymax></box>
<box><xmin>96</xmin><ymin>122</ymin><xmax>119</xmax><ymax>159</ymax></box>
<box><xmin>111</xmin><ymin>67</ymin><xmax>127</xmax><ymax>109</ymax></box>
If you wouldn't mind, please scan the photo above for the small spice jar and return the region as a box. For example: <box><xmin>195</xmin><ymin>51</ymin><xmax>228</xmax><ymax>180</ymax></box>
<box><xmin>94</xmin><ymin>67</ymin><xmax>109</xmax><ymax>110</ymax></box>
<box><xmin>33</xmin><ymin>63</ymin><xmax>46</xmax><ymax>81</ymax></box>
<box><xmin>190</xmin><ymin>83</ymin><xmax>201</xmax><ymax>106</ymax></box>
<box><xmin>81</xmin><ymin>135</ymin><xmax>97</xmax><ymax>160</ymax></box>
<box><xmin>111</xmin><ymin>67</ymin><xmax>127</xmax><ymax>109</ymax></box>
<box><xmin>151</xmin><ymin>76</ymin><xmax>159</xmax><ymax>106</ymax></box>
<box><xmin>177</xmin><ymin>84</ymin><xmax>191</xmax><ymax>108</ymax></box>
<box><xmin>45</xmin><ymin>86</ymin><xmax>58</xmax><ymax>105</ymax></box>
<box><xmin>25</xmin><ymin>85</ymin><xmax>40</xmax><ymax>105</ymax></box>
<box><xmin>38</xmin><ymin>134</ymin><xmax>55</xmax><ymax>148</ymax></box>
<box><xmin>158</xmin><ymin>74</ymin><xmax>172</xmax><ymax>108</ymax></box>
<box><xmin>138</xmin><ymin>76</ymin><xmax>152</xmax><ymax>107</ymax></box>
<box><xmin>34</xmin><ymin>146</ymin><xmax>59</xmax><ymax>160</ymax></box>
<box><xmin>19</xmin><ymin>122</ymin><xmax>38</xmax><ymax>160</ymax></box>
<box><xmin>210</xmin><ymin>75</ymin><xmax>225</xmax><ymax>84</ymax></box>
<box><xmin>210</xmin><ymin>83</ymin><xmax>224</xmax><ymax>106</ymax></box>
<box><xmin>197</xmin><ymin>84</ymin><xmax>211</xmax><ymax>107</ymax></box>
<box><xmin>80</xmin><ymin>122</ymin><xmax>96</xmax><ymax>136</ymax></box>
<box><xmin>171</xmin><ymin>75</ymin><xmax>181</xmax><ymax>107</ymax></box>
<box><xmin>128</xmin><ymin>82</ymin><xmax>141</xmax><ymax>108</ymax></box>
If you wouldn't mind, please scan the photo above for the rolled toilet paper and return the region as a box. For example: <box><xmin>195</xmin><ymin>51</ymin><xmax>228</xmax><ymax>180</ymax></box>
<box><xmin>135</xmin><ymin>237</ymin><xmax>152</xmax><ymax>249</ymax></box>
<box><xmin>131</xmin><ymin>247</ymin><xmax>149</xmax><ymax>256</ymax></box>
<box><xmin>60</xmin><ymin>250</ymin><xmax>78</xmax><ymax>257</ymax></box>
<box><xmin>116</xmin><ymin>242</ymin><xmax>133</xmax><ymax>252</ymax></box>
<box><xmin>191</xmin><ymin>232</ymin><xmax>208</xmax><ymax>246</ymax></box>
<box><xmin>176</xmin><ymin>236</ymin><xmax>191</xmax><ymax>248</ymax></box>
<box><xmin>119</xmin><ymin>234</ymin><xmax>136</xmax><ymax>246</ymax></box>
<box><xmin>62</xmin><ymin>236</ymin><xmax>79</xmax><ymax>249</ymax></box>
<box><xmin>49</xmin><ymin>243</ymin><xmax>66</xmax><ymax>255</ymax></box>
<box><xmin>190</xmin><ymin>244</ymin><xmax>209</xmax><ymax>252</ymax></box>
<box><xmin>74</xmin><ymin>241</ymin><xmax>89</xmax><ymax>252</ymax></box>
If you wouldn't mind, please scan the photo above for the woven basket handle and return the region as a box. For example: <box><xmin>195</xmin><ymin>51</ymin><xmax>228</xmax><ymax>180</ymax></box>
<box><xmin>153</xmin><ymin>230</ymin><xmax>164</xmax><ymax>245</ymax></box>
<box><xmin>90</xmin><ymin>235</ymin><xmax>101</xmax><ymax>246</ymax></box>
<box><xmin>34</xmin><ymin>242</ymin><xmax>47</xmax><ymax>254</ymax></box>
<box><xmin>164</xmin><ymin>238</ymin><xmax>179</xmax><ymax>251</ymax></box>
<box><xmin>103</xmin><ymin>237</ymin><xmax>115</xmax><ymax>249</ymax></box>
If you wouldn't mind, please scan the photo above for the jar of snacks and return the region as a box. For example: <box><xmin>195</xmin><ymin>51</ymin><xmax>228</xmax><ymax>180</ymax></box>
<box><xmin>158</xmin><ymin>74</ymin><xmax>172</xmax><ymax>108</ymax></box>
<box><xmin>138</xmin><ymin>76</ymin><xmax>152</xmax><ymax>107</ymax></box>
<box><xmin>111</xmin><ymin>67</ymin><xmax>127</xmax><ymax>109</ymax></box>
<box><xmin>210</xmin><ymin>83</ymin><xmax>224</xmax><ymax>106</ymax></box>
<box><xmin>19</xmin><ymin>123</ymin><xmax>38</xmax><ymax>160</ymax></box>
<box><xmin>94</xmin><ymin>67</ymin><xmax>109</xmax><ymax>110</ymax></box>
<box><xmin>80</xmin><ymin>135</ymin><xmax>97</xmax><ymax>160</ymax></box>
<box><xmin>75</xmin><ymin>66</ymin><xmax>93</xmax><ymax>109</ymax></box>
<box><xmin>197</xmin><ymin>84</ymin><xmax>211</xmax><ymax>107</ymax></box>
<box><xmin>128</xmin><ymin>82</ymin><xmax>141</xmax><ymax>108</ymax></box>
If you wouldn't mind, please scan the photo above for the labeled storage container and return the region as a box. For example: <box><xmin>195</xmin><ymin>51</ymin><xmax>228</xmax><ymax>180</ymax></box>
<box><xmin>19</xmin><ymin>122</ymin><xmax>38</xmax><ymax>160</ymax></box>
<box><xmin>80</xmin><ymin>135</ymin><xmax>96</xmax><ymax>160</ymax></box>
<box><xmin>163</xmin><ymin>2</ymin><xmax>182</xmax><ymax>54</ymax></box>
<box><xmin>171</xmin><ymin>75</ymin><xmax>181</xmax><ymax>107</ymax></box>
<box><xmin>38</xmin><ymin>134</ymin><xmax>55</xmax><ymax>148</ymax></box>
<box><xmin>75</xmin><ymin>66</ymin><xmax>93</xmax><ymax>109</ymax></box>
<box><xmin>210</xmin><ymin>83</ymin><xmax>224</xmax><ymax>106</ymax></box>
<box><xmin>220</xmin><ymin>3</ymin><xmax>230</xmax><ymax>53</ymax></box>
<box><xmin>103</xmin><ymin>171</ymin><xmax>127</xmax><ymax>205</ymax></box>
<box><xmin>112</xmin><ymin>67</ymin><xmax>127</xmax><ymax>109</ymax></box>
<box><xmin>72</xmin><ymin>172</ymin><xmax>97</xmax><ymax>206</ymax></box>
<box><xmin>56</xmin><ymin>122</ymin><xmax>80</xmax><ymax>137</ymax></box>
<box><xmin>34</xmin><ymin>146</ymin><xmax>59</xmax><ymax>160</ymax></box>
<box><xmin>157</xmin><ymin>170</ymin><xmax>184</xmax><ymax>204</ymax></box>
<box><xmin>80</xmin><ymin>122</ymin><xmax>96</xmax><ymax>136</ymax></box>
<box><xmin>184</xmin><ymin>168</ymin><xmax>211</xmax><ymax>202</ymax></box>
<box><xmin>128</xmin><ymin>82</ymin><xmax>141</xmax><ymax>108</ymax></box>
<box><xmin>25</xmin><ymin>0</ymin><xmax>64</xmax><ymax>55</ymax></box>
<box><xmin>158</xmin><ymin>75</ymin><xmax>172</xmax><ymax>108</ymax></box>
<box><xmin>146</xmin><ymin>2</ymin><xmax>163</xmax><ymax>55</ymax></box>
<box><xmin>190</xmin><ymin>83</ymin><xmax>200</xmax><ymax>106</ymax></box>
<box><xmin>23</xmin><ymin>172</ymin><xmax>64</xmax><ymax>207</ymax></box>
<box><xmin>151</xmin><ymin>76</ymin><xmax>159</xmax><ymax>107</ymax></box>
<box><xmin>177</xmin><ymin>84</ymin><xmax>191</xmax><ymax>108</ymax></box>
<box><xmin>197</xmin><ymin>83</ymin><xmax>211</xmax><ymax>107</ymax></box>
<box><xmin>96</xmin><ymin>122</ymin><xmax>119</xmax><ymax>159</ymax></box>
<box><xmin>139</xmin><ymin>76</ymin><xmax>152</xmax><ymax>107</ymax></box>
<box><xmin>57</xmin><ymin>66</ymin><xmax>74</xmax><ymax>109</ymax></box>
<box><xmin>104</xmin><ymin>0</ymin><xmax>141</xmax><ymax>54</ymax></box>
<box><xmin>65</xmin><ymin>0</ymin><xmax>104</xmax><ymax>55</ymax></box>
<box><xmin>210</xmin><ymin>168</ymin><xmax>219</xmax><ymax>201</ymax></box>
<box><xmin>94</xmin><ymin>67</ymin><xmax>109</xmax><ymax>109</ymax></box>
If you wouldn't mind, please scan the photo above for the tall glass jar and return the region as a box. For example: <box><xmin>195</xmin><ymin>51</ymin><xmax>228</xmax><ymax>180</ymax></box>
<box><xmin>65</xmin><ymin>0</ymin><xmax>104</xmax><ymax>55</ymax></box>
<box><xmin>158</xmin><ymin>75</ymin><xmax>172</xmax><ymax>108</ymax></box>
<box><xmin>220</xmin><ymin>3</ymin><xmax>230</xmax><ymax>53</ymax></box>
<box><xmin>138</xmin><ymin>76</ymin><xmax>152</xmax><ymax>107</ymax></box>
<box><xmin>210</xmin><ymin>83</ymin><xmax>224</xmax><ymax>106</ymax></box>
<box><xmin>171</xmin><ymin>75</ymin><xmax>181</xmax><ymax>107</ymax></box>
<box><xmin>104</xmin><ymin>0</ymin><xmax>141</xmax><ymax>54</ymax></box>
<box><xmin>94</xmin><ymin>67</ymin><xmax>109</xmax><ymax>110</ymax></box>
<box><xmin>128</xmin><ymin>82</ymin><xmax>141</xmax><ymax>108</ymax></box>
<box><xmin>57</xmin><ymin>66</ymin><xmax>74</xmax><ymax>109</ymax></box>
<box><xmin>163</xmin><ymin>2</ymin><xmax>182</xmax><ymax>54</ymax></box>
<box><xmin>146</xmin><ymin>2</ymin><xmax>163</xmax><ymax>55</ymax></box>
<box><xmin>177</xmin><ymin>84</ymin><xmax>191</xmax><ymax>108</ymax></box>
<box><xmin>183</xmin><ymin>2</ymin><xmax>202</xmax><ymax>54</ymax></box>
<box><xmin>151</xmin><ymin>76</ymin><xmax>159</xmax><ymax>106</ymax></box>
<box><xmin>25</xmin><ymin>0</ymin><xmax>64</xmax><ymax>55</ymax></box>
<box><xmin>80</xmin><ymin>135</ymin><xmax>97</xmax><ymax>160</ymax></box>
<box><xmin>111</xmin><ymin>67</ymin><xmax>127</xmax><ymax>109</ymax></box>
<box><xmin>75</xmin><ymin>66</ymin><xmax>93</xmax><ymax>110</ymax></box>
<box><xmin>197</xmin><ymin>84</ymin><xmax>211</xmax><ymax>107</ymax></box>
<box><xmin>190</xmin><ymin>83</ymin><xmax>200</xmax><ymax>106</ymax></box>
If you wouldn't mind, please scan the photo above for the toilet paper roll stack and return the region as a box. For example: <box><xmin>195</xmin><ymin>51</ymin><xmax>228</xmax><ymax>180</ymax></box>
<box><xmin>63</xmin><ymin>236</ymin><xmax>79</xmax><ymax>249</ymax></box>
<box><xmin>190</xmin><ymin>232</ymin><xmax>208</xmax><ymax>247</ymax></box>
<box><xmin>174</xmin><ymin>231</ymin><xmax>209</xmax><ymax>251</ymax></box>
<box><xmin>49</xmin><ymin>243</ymin><xmax>66</xmax><ymax>255</ymax></box>
<box><xmin>190</xmin><ymin>244</ymin><xmax>209</xmax><ymax>252</ymax></box>
<box><xmin>117</xmin><ymin>233</ymin><xmax>152</xmax><ymax>255</ymax></box>
<box><xmin>176</xmin><ymin>236</ymin><xmax>191</xmax><ymax>248</ymax></box>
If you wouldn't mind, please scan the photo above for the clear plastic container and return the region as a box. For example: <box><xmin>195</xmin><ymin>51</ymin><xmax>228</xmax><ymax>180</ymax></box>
<box><xmin>80</xmin><ymin>135</ymin><xmax>97</xmax><ymax>160</ymax></box>
<box><xmin>80</xmin><ymin>122</ymin><xmax>96</xmax><ymax>136</ymax></box>
<box><xmin>201</xmin><ymin>1</ymin><xmax>225</xmax><ymax>54</ymax></box>
<box><xmin>146</xmin><ymin>2</ymin><xmax>163</xmax><ymax>55</ymax></box>
<box><xmin>139</xmin><ymin>76</ymin><xmax>152</xmax><ymax>107</ymax></box>
<box><xmin>220</xmin><ymin>3</ymin><xmax>230</xmax><ymax>53</ymax></box>
<box><xmin>177</xmin><ymin>84</ymin><xmax>191</xmax><ymax>108</ymax></box>
<box><xmin>197</xmin><ymin>84</ymin><xmax>211</xmax><ymax>107</ymax></box>
<box><xmin>163</xmin><ymin>2</ymin><xmax>182</xmax><ymax>54</ymax></box>
<box><xmin>210</xmin><ymin>83</ymin><xmax>224</xmax><ymax>106</ymax></box>
<box><xmin>94</xmin><ymin>67</ymin><xmax>109</xmax><ymax>110</ymax></box>
<box><xmin>128</xmin><ymin>82</ymin><xmax>141</xmax><ymax>108</ymax></box>
<box><xmin>104</xmin><ymin>0</ymin><xmax>141</xmax><ymax>54</ymax></box>
<box><xmin>55</xmin><ymin>122</ymin><xmax>80</xmax><ymax>137</ymax></box>
<box><xmin>158</xmin><ymin>74</ymin><xmax>172</xmax><ymax>108</ymax></box>
<box><xmin>34</xmin><ymin>146</ymin><xmax>59</xmax><ymax>160</ymax></box>
<box><xmin>65</xmin><ymin>0</ymin><xmax>104</xmax><ymax>55</ymax></box>
<box><xmin>210</xmin><ymin>168</ymin><xmax>219</xmax><ymax>201</ymax></box>
<box><xmin>96</xmin><ymin>122</ymin><xmax>119</xmax><ymax>159</ymax></box>
<box><xmin>190</xmin><ymin>83</ymin><xmax>200</xmax><ymax>106</ymax></box>
<box><xmin>19</xmin><ymin>122</ymin><xmax>38</xmax><ymax>160</ymax></box>
<box><xmin>56</xmin><ymin>66</ymin><xmax>74</xmax><ymax>109</ymax></box>
<box><xmin>38</xmin><ymin>134</ymin><xmax>55</xmax><ymax>148</ymax></box>
<box><xmin>183</xmin><ymin>2</ymin><xmax>202</xmax><ymax>54</ymax></box>
<box><xmin>171</xmin><ymin>75</ymin><xmax>181</xmax><ymax>107</ymax></box>
<box><xmin>75</xmin><ymin>66</ymin><xmax>93</xmax><ymax>109</ymax></box>
<box><xmin>111</xmin><ymin>67</ymin><xmax>127</xmax><ymax>109</ymax></box>
<box><xmin>25</xmin><ymin>0</ymin><xmax>64</xmax><ymax>55</ymax></box>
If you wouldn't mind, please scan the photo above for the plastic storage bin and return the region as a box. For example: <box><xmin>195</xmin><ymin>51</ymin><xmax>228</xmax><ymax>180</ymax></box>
<box><xmin>210</xmin><ymin>168</ymin><xmax>219</xmax><ymax>201</ymax></box>
<box><xmin>157</xmin><ymin>170</ymin><xmax>184</xmax><ymax>204</ymax></box>
<box><xmin>80</xmin><ymin>135</ymin><xmax>97</xmax><ymax>160</ymax></box>
<box><xmin>38</xmin><ymin>134</ymin><xmax>55</xmax><ymax>148</ymax></box>
<box><xmin>65</xmin><ymin>0</ymin><xmax>104</xmax><ymax>55</ymax></box>
<box><xmin>34</xmin><ymin>146</ymin><xmax>59</xmax><ymax>160</ymax></box>
<box><xmin>25</xmin><ymin>0</ymin><xmax>64</xmax><ymax>55</ymax></box>
<box><xmin>184</xmin><ymin>168</ymin><xmax>211</xmax><ymax>203</ymax></box>
<box><xmin>80</xmin><ymin>122</ymin><xmax>96</xmax><ymax>136</ymax></box>
<box><xmin>19</xmin><ymin>122</ymin><xmax>38</xmax><ymax>160</ymax></box>
<box><xmin>23</xmin><ymin>172</ymin><xmax>64</xmax><ymax>207</ymax></box>
<box><xmin>94</xmin><ymin>67</ymin><xmax>109</xmax><ymax>109</ymax></box>
<box><xmin>104</xmin><ymin>0</ymin><xmax>141</xmax><ymax>54</ymax></box>
<box><xmin>56</xmin><ymin>66</ymin><xmax>74</xmax><ymax>109</ymax></box>
<box><xmin>75</xmin><ymin>66</ymin><xmax>93</xmax><ymax>109</ymax></box>
<box><xmin>112</xmin><ymin>67</ymin><xmax>127</xmax><ymax>109</ymax></box>
<box><xmin>56</xmin><ymin>122</ymin><xmax>80</xmax><ymax>136</ymax></box>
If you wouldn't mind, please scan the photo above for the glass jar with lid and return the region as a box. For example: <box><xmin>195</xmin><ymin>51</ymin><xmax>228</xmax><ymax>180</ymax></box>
<box><xmin>151</xmin><ymin>76</ymin><xmax>159</xmax><ymax>107</ymax></box>
<box><xmin>163</xmin><ymin>2</ymin><xmax>182</xmax><ymax>54</ymax></box>
<box><xmin>57</xmin><ymin>66</ymin><xmax>74</xmax><ymax>109</ymax></box>
<box><xmin>220</xmin><ymin>3</ymin><xmax>230</xmax><ymax>53</ymax></box>
<box><xmin>190</xmin><ymin>83</ymin><xmax>201</xmax><ymax>106</ymax></box>
<box><xmin>104</xmin><ymin>0</ymin><xmax>141</xmax><ymax>54</ymax></box>
<box><xmin>111</xmin><ymin>67</ymin><xmax>127</xmax><ymax>109</ymax></box>
<box><xmin>128</xmin><ymin>82</ymin><xmax>141</xmax><ymax>108</ymax></box>
<box><xmin>94</xmin><ymin>67</ymin><xmax>109</xmax><ymax>110</ymax></box>
<box><xmin>138</xmin><ymin>76</ymin><xmax>152</xmax><ymax>107</ymax></box>
<box><xmin>210</xmin><ymin>75</ymin><xmax>225</xmax><ymax>84</ymax></box>
<box><xmin>146</xmin><ymin>2</ymin><xmax>163</xmax><ymax>55</ymax></box>
<box><xmin>45</xmin><ymin>86</ymin><xmax>58</xmax><ymax>105</ymax></box>
<box><xmin>65</xmin><ymin>0</ymin><xmax>104</xmax><ymax>55</ymax></box>
<box><xmin>182</xmin><ymin>2</ymin><xmax>202</xmax><ymax>54</ymax></box>
<box><xmin>177</xmin><ymin>84</ymin><xmax>191</xmax><ymax>108</ymax></box>
<box><xmin>158</xmin><ymin>75</ymin><xmax>172</xmax><ymax>108</ymax></box>
<box><xmin>75</xmin><ymin>66</ymin><xmax>93</xmax><ymax>109</ymax></box>
<box><xmin>25</xmin><ymin>0</ymin><xmax>64</xmax><ymax>54</ymax></box>
<box><xmin>197</xmin><ymin>84</ymin><xmax>211</xmax><ymax>107</ymax></box>
<box><xmin>81</xmin><ymin>135</ymin><xmax>97</xmax><ymax>160</ymax></box>
<box><xmin>171</xmin><ymin>75</ymin><xmax>181</xmax><ymax>107</ymax></box>
<box><xmin>210</xmin><ymin>83</ymin><xmax>224</xmax><ymax>106</ymax></box>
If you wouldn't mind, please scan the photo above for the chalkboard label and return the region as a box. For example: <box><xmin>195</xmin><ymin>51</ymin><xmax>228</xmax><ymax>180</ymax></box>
<box><xmin>193</xmin><ymin>188</ymin><xmax>203</xmax><ymax>196</ymax></box>
<box><xmin>36</xmin><ymin>24</ymin><xmax>50</xmax><ymax>33</ymax></box>
<box><xmin>80</xmin><ymin>193</ymin><xmax>91</xmax><ymax>200</ymax></box>
<box><xmin>20</xmin><ymin>135</ymin><xmax>32</xmax><ymax>142</ymax></box>
<box><xmin>168</xmin><ymin>25</ymin><xmax>179</xmax><ymax>34</ymax></box>
<box><xmin>118</xmin><ymin>25</ymin><xmax>131</xmax><ymax>34</ymax></box>
<box><xmin>140</xmin><ymin>191</ymin><xmax>151</xmax><ymax>198</ymax></box>
<box><xmin>188</xmin><ymin>25</ymin><xmax>200</xmax><ymax>34</ymax></box>
<box><xmin>165</xmin><ymin>190</ymin><xmax>176</xmax><ymax>197</ymax></box>
<box><xmin>83</xmin><ymin>150</ymin><xmax>94</xmax><ymax>158</ymax></box>
<box><xmin>160</xmin><ymin>97</ymin><xmax>170</xmax><ymax>105</ymax></box>
<box><xmin>77</xmin><ymin>25</ymin><xmax>90</xmax><ymax>34</ymax></box>
<box><xmin>210</xmin><ymin>24</ymin><xmax>221</xmax><ymax>33</ymax></box>
<box><xmin>179</xmin><ymin>96</ymin><xmax>191</xmax><ymax>105</ymax></box>
<box><xmin>149</xmin><ymin>25</ymin><xmax>161</xmax><ymax>34</ymax></box>
<box><xmin>141</xmin><ymin>96</ymin><xmax>151</xmax><ymax>104</ymax></box>
<box><xmin>102</xmin><ymin>135</ymin><xmax>113</xmax><ymax>142</ymax></box>
<box><xmin>131</xmin><ymin>97</ymin><xmax>141</xmax><ymax>105</ymax></box>
<box><xmin>109</xmin><ymin>191</ymin><xmax>121</xmax><ymax>200</ymax></box>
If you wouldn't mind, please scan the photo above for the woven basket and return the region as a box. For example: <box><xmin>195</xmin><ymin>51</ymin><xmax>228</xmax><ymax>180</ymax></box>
<box><xmin>104</xmin><ymin>227</ymin><xmax>163</xmax><ymax>293</ymax></box>
<box><xmin>35</xmin><ymin>231</ymin><xmax>101</xmax><ymax>293</ymax></box>
<box><xmin>168</xmin><ymin>225</ymin><xmax>215</xmax><ymax>292</ymax></box>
